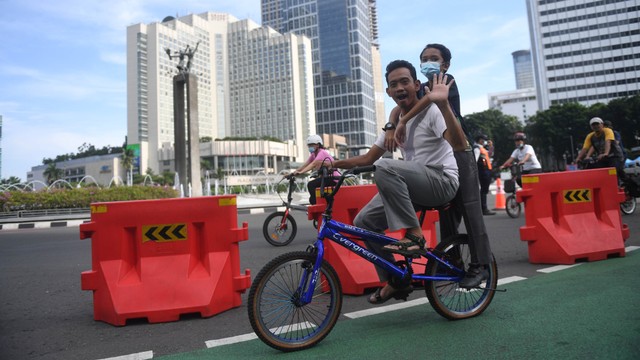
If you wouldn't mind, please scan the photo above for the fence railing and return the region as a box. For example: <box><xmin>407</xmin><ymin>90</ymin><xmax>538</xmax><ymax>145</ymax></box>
<box><xmin>0</xmin><ymin>208</ymin><xmax>90</xmax><ymax>220</ymax></box>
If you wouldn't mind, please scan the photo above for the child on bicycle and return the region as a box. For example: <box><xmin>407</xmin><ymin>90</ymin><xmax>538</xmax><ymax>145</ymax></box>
<box><xmin>290</xmin><ymin>135</ymin><xmax>338</xmax><ymax>205</ymax></box>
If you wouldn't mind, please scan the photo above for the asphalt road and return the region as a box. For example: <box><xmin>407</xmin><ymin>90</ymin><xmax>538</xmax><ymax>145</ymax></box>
<box><xmin>0</xmin><ymin>206</ymin><xmax>638</xmax><ymax>360</ymax></box>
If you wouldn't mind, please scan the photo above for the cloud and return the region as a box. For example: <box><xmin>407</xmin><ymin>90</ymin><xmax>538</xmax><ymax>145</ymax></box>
<box><xmin>2</xmin><ymin>113</ymin><xmax>125</xmax><ymax>179</ymax></box>
<box><xmin>461</xmin><ymin>95</ymin><xmax>490</xmax><ymax>116</ymax></box>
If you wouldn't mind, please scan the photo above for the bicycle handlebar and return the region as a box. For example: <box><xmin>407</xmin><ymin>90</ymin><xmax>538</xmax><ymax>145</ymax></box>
<box><xmin>319</xmin><ymin>165</ymin><xmax>376</xmax><ymax>200</ymax></box>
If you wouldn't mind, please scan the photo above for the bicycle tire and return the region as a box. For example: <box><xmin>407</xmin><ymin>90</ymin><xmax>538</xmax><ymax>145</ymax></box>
<box><xmin>620</xmin><ymin>196</ymin><xmax>636</xmax><ymax>215</ymax></box>
<box><xmin>247</xmin><ymin>251</ymin><xmax>343</xmax><ymax>352</ymax></box>
<box><xmin>505</xmin><ymin>195</ymin><xmax>521</xmax><ymax>218</ymax></box>
<box><xmin>263</xmin><ymin>212</ymin><xmax>297</xmax><ymax>246</ymax></box>
<box><xmin>424</xmin><ymin>234</ymin><xmax>498</xmax><ymax>320</ymax></box>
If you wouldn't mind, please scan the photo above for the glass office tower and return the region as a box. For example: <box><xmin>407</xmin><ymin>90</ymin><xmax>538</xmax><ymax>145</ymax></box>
<box><xmin>262</xmin><ymin>0</ymin><xmax>379</xmax><ymax>155</ymax></box>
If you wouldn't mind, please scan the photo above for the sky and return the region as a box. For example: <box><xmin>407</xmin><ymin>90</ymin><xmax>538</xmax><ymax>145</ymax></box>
<box><xmin>0</xmin><ymin>0</ymin><xmax>531</xmax><ymax>180</ymax></box>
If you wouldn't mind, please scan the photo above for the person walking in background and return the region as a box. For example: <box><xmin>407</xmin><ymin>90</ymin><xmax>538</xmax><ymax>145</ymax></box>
<box><xmin>474</xmin><ymin>134</ymin><xmax>495</xmax><ymax>215</ymax></box>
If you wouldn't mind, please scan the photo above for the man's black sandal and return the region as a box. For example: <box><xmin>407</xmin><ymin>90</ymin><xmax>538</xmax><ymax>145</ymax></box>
<box><xmin>367</xmin><ymin>285</ymin><xmax>413</xmax><ymax>304</ymax></box>
<box><xmin>383</xmin><ymin>232</ymin><xmax>426</xmax><ymax>258</ymax></box>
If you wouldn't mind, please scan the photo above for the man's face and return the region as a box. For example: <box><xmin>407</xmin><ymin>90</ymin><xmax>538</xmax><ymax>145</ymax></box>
<box><xmin>591</xmin><ymin>122</ymin><xmax>603</xmax><ymax>134</ymax></box>
<box><xmin>385</xmin><ymin>67</ymin><xmax>420</xmax><ymax>108</ymax></box>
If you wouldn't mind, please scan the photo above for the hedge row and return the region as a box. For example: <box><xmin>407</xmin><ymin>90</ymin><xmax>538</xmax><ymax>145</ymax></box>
<box><xmin>0</xmin><ymin>186</ymin><xmax>179</xmax><ymax>212</ymax></box>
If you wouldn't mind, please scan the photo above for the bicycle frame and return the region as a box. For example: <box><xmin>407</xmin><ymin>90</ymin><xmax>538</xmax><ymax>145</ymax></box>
<box><xmin>297</xmin><ymin>168</ymin><xmax>465</xmax><ymax>305</ymax></box>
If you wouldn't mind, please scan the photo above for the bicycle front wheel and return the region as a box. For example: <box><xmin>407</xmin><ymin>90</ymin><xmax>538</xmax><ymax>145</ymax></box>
<box><xmin>425</xmin><ymin>234</ymin><xmax>498</xmax><ymax>320</ymax></box>
<box><xmin>505</xmin><ymin>195</ymin><xmax>521</xmax><ymax>218</ymax></box>
<box><xmin>263</xmin><ymin>211</ymin><xmax>297</xmax><ymax>246</ymax></box>
<box><xmin>247</xmin><ymin>251</ymin><xmax>343</xmax><ymax>352</ymax></box>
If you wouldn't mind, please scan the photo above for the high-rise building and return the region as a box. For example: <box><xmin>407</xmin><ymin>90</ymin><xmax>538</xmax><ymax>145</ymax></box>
<box><xmin>488</xmin><ymin>49</ymin><xmax>539</xmax><ymax>124</ymax></box>
<box><xmin>0</xmin><ymin>115</ymin><xmax>3</xmax><ymax>179</ymax></box>
<box><xmin>512</xmin><ymin>50</ymin><xmax>534</xmax><ymax>90</ymax></box>
<box><xmin>126</xmin><ymin>12</ymin><xmax>315</xmax><ymax>174</ymax></box>
<box><xmin>526</xmin><ymin>0</ymin><xmax>640</xmax><ymax>110</ymax></box>
<box><xmin>262</xmin><ymin>0</ymin><xmax>380</xmax><ymax>155</ymax></box>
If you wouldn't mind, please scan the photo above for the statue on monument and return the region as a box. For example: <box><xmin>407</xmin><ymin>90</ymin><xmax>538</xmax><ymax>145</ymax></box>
<box><xmin>165</xmin><ymin>41</ymin><xmax>200</xmax><ymax>74</ymax></box>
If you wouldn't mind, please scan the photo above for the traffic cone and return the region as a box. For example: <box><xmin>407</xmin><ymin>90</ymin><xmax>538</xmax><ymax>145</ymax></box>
<box><xmin>494</xmin><ymin>178</ymin><xmax>505</xmax><ymax>210</ymax></box>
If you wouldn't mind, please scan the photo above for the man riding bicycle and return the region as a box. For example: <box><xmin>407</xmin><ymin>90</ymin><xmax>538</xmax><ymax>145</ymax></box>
<box><xmin>574</xmin><ymin>117</ymin><xmax>625</xmax><ymax>180</ymax></box>
<box><xmin>498</xmin><ymin>132</ymin><xmax>542</xmax><ymax>187</ymax></box>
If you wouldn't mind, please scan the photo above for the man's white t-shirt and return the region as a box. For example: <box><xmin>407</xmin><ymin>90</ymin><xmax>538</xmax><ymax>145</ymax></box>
<box><xmin>373</xmin><ymin>104</ymin><xmax>458</xmax><ymax>185</ymax></box>
<box><xmin>510</xmin><ymin>144</ymin><xmax>541</xmax><ymax>171</ymax></box>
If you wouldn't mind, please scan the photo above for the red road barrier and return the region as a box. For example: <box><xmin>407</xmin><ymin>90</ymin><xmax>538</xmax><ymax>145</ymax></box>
<box><xmin>516</xmin><ymin>168</ymin><xmax>629</xmax><ymax>264</ymax></box>
<box><xmin>80</xmin><ymin>196</ymin><xmax>251</xmax><ymax>326</ymax></box>
<box><xmin>308</xmin><ymin>185</ymin><xmax>438</xmax><ymax>295</ymax></box>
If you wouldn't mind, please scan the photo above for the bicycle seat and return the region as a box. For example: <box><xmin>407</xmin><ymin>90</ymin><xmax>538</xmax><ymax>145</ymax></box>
<box><xmin>412</xmin><ymin>202</ymin><xmax>452</xmax><ymax>225</ymax></box>
<box><xmin>412</xmin><ymin>202</ymin><xmax>452</xmax><ymax>212</ymax></box>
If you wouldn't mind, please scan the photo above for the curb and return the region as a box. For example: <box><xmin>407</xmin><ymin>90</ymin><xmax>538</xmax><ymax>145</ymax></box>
<box><xmin>0</xmin><ymin>205</ymin><xmax>286</xmax><ymax>231</ymax></box>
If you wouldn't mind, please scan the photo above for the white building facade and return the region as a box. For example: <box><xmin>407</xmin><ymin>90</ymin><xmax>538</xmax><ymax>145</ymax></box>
<box><xmin>526</xmin><ymin>0</ymin><xmax>640</xmax><ymax>110</ymax></box>
<box><xmin>488</xmin><ymin>88</ymin><xmax>538</xmax><ymax>125</ymax></box>
<box><xmin>126</xmin><ymin>12</ymin><xmax>315</xmax><ymax>175</ymax></box>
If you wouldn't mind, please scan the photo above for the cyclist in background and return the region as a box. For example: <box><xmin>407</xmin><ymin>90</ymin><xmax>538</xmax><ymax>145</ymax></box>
<box><xmin>574</xmin><ymin>117</ymin><xmax>625</xmax><ymax>177</ymax></box>
<box><xmin>498</xmin><ymin>132</ymin><xmax>542</xmax><ymax>187</ymax></box>
<box><xmin>291</xmin><ymin>135</ymin><xmax>338</xmax><ymax>205</ymax></box>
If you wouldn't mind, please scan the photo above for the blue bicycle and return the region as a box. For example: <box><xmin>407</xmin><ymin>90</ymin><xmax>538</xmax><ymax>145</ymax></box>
<box><xmin>247</xmin><ymin>166</ymin><xmax>499</xmax><ymax>352</ymax></box>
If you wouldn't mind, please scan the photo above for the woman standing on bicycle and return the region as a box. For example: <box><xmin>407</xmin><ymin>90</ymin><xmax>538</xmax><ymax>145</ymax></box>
<box><xmin>290</xmin><ymin>134</ymin><xmax>338</xmax><ymax>205</ymax></box>
<box><xmin>498</xmin><ymin>132</ymin><xmax>542</xmax><ymax>186</ymax></box>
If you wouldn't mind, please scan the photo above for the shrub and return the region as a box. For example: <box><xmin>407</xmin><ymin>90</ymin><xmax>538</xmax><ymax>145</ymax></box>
<box><xmin>0</xmin><ymin>186</ymin><xmax>179</xmax><ymax>212</ymax></box>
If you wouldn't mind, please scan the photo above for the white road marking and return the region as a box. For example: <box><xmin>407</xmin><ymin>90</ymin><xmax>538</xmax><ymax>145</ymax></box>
<box><xmin>537</xmin><ymin>264</ymin><xmax>582</xmax><ymax>273</ymax></box>
<box><xmin>498</xmin><ymin>276</ymin><xmax>527</xmax><ymax>285</ymax></box>
<box><xmin>345</xmin><ymin>298</ymin><xmax>429</xmax><ymax>319</ymax></box>
<box><xmin>97</xmin><ymin>350</ymin><xmax>153</xmax><ymax>360</ymax></box>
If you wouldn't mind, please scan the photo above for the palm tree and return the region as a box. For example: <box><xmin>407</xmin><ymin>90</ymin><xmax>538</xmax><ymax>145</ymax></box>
<box><xmin>43</xmin><ymin>163</ymin><xmax>63</xmax><ymax>184</ymax></box>
<box><xmin>120</xmin><ymin>148</ymin><xmax>135</xmax><ymax>186</ymax></box>
<box><xmin>0</xmin><ymin>176</ymin><xmax>22</xmax><ymax>185</ymax></box>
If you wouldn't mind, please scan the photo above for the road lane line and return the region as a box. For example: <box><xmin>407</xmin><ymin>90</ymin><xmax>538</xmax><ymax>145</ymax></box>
<box><xmin>97</xmin><ymin>350</ymin><xmax>153</xmax><ymax>360</ymax></box>
<box><xmin>498</xmin><ymin>276</ymin><xmax>527</xmax><ymax>285</ymax></box>
<box><xmin>206</xmin><ymin>333</ymin><xmax>258</xmax><ymax>347</ymax></box>
<box><xmin>537</xmin><ymin>264</ymin><xmax>582</xmax><ymax>273</ymax></box>
<box><xmin>345</xmin><ymin>298</ymin><xmax>429</xmax><ymax>319</ymax></box>
<box><xmin>626</xmin><ymin>246</ymin><xmax>639</xmax><ymax>252</ymax></box>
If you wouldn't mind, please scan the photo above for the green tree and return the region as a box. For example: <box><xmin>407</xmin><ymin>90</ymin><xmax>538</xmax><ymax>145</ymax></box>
<box><xmin>43</xmin><ymin>163</ymin><xmax>63</xmax><ymax>184</ymax></box>
<box><xmin>120</xmin><ymin>147</ymin><xmax>135</xmax><ymax>185</ymax></box>
<box><xmin>525</xmin><ymin>102</ymin><xmax>588</xmax><ymax>170</ymax></box>
<box><xmin>0</xmin><ymin>176</ymin><xmax>22</xmax><ymax>185</ymax></box>
<box><xmin>463</xmin><ymin>109</ymin><xmax>522</xmax><ymax>165</ymax></box>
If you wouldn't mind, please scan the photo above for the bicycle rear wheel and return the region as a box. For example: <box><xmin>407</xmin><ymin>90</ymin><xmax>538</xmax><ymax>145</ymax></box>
<box><xmin>620</xmin><ymin>193</ymin><xmax>636</xmax><ymax>215</ymax></box>
<box><xmin>247</xmin><ymin>251</ymin><xmax>342</xmax><ymax>352</ymax></box>
<box><xmin>505</xmin><ymin>195</ymin><xmax>521</xmax><ymax>218</ymax></box>
<box><xmin>263</xmin><ymin>211</ymin><xmax>297</xmax><ymax>246</ymax></box>
<box><xmin>424</xmin><ymin>234</ymin><xmax>497</xmax><ymax>320</ymax></box>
